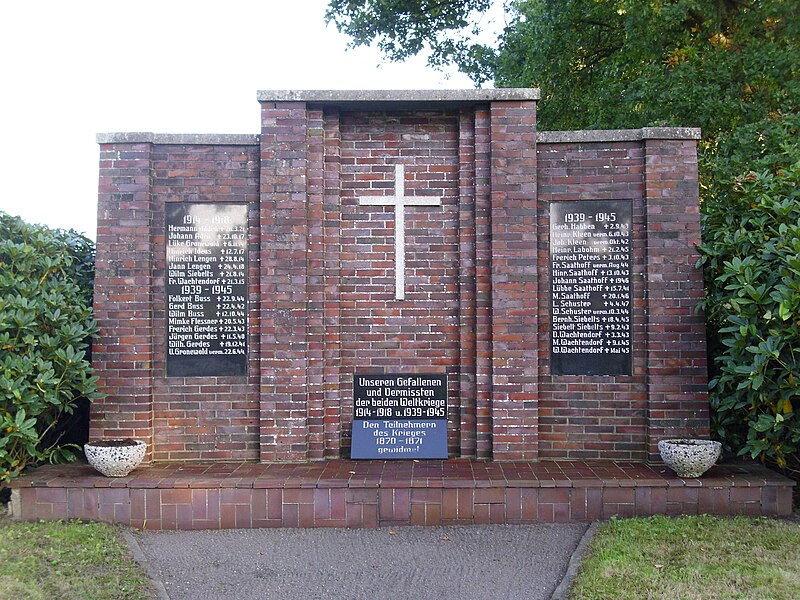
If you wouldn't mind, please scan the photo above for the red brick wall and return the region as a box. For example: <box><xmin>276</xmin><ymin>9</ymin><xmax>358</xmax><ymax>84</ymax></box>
<box><xmin>259</xmin><ymin>107</ymin><xmax>479</xmax><ymax>459</ymax></box>
<box><xmin>643</xmin><ymin>137</ymin><xmax>709</xmax><ymax>460</ymax></box>
<box><xmin>150</xmin><ymin>143</ymin><xmax>261</xmax><ymax>461</ymax></box>
<box><xmin>93</xmin><ymin>136</ymin><xmax>260</xmax><ymax>461</ymax></box>
<box><xmin>92</xmin><ymin>142</ymin><xmax>155</xmax><ymax>449</ymax></box>
<box><xmin>535</xmin><ymin>131</ymin><xmax>707</xmax><ymax>461</ymax></box>
<box><xmin>93</xmin><ymin>99</ymin><xmax>707</xmax><ymax>464</ymax></box>
<box><xmin>337</xmin><ymin>110</ymin><xmax>462</xmax><ymax>454</ymax></box>
<box><xmin>489</xmin><ymin>101</ymin><xmax>540</xmax><ymax>460</ymax></box>
<box><xmin>258</xmin><ymin>102</ymin><xmax>311</xmax><ymax>461</ymax></box>
<box><xmin>537</xmin><ymin>139</ymin><xmax>648</xmax><ymax>460</ymax></box>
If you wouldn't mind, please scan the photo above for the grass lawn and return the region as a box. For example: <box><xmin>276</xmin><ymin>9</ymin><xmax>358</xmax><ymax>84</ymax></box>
<box><xmin>571</xmin><ymin>515</ymin><xmax>800</xmax><ymax>600</ymax></box>
<box><xmin>0</xmin><ymin>515</ymin><xmax>153</xmax><ymax>600</ymax></box>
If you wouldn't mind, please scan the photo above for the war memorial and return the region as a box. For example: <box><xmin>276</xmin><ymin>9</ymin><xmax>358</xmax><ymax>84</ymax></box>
<box><xmin>9</xmin><ymin>89</ymin><xmax>793</xmax><ymax>528</ymax></box>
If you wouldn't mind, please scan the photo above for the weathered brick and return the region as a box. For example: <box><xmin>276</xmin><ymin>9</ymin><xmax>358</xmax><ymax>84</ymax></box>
<box><xmin>93</xmin><ymin>96</ymin><xmax>705</xmax><ymax>464</ymax></box>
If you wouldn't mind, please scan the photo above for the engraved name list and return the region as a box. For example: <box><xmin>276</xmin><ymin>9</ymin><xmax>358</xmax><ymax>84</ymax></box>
<box><xmin>166</xmin><ymin>203</ymin><xmax>248</xmax><ymax>377</ymax></box>
<box><xmin>550</xmin><ymin>200</ymin><xmax>633</xmax><ymax>376</ymax></box>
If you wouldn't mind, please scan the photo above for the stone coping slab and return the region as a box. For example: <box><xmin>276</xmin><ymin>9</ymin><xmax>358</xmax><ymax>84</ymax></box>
<box><xmin>256</xmin><ymin>88</ymin><xmax>541</xmax><ymax>103</ymax></box>
<box><xmin>96</xmin><ymin>127</ymin><xmax>699</xmax><ymax>146</ymax></box>
<box><xmin>96</xmin><ymin>132</ymin><xmax>260</xmax><ymax>145</ymax></box>
<box><xmin>537</xmin><ymin>127</ymin><xmax>701</xmax><ymax>142</ymax></box>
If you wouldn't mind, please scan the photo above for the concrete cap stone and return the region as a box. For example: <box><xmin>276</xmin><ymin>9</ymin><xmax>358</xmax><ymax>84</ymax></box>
<box><xmin>97</xmin><ymin>126</ymin><xmax>700</xmax><ymax>146</ymax></box>
<box><xmin>96</xmin><ymin>133</ymin><xmax>260</xmax><ymax>145</ymax></box>
<box><xmin>256</xmin><ymin>88</ymin><xmax>540</xmax><ymax>105</ymax></box>
<box><xmin>537</xmin><ymin>127</ymin><xmax>701</xmax><ymax>143</ymax></box>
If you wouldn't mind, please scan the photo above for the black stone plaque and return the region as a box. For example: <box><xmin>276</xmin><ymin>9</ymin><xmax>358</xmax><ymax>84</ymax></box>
<box><xmin>550</xmin><ymin>200</ymin><xmax>632</xmax><ymax>375</ymax></box>
<box><xmin>351</xmin><ymin>373</ymin><xmax>447</xmax><ymax>459</ymax></box>
<box><xmin>166</xmin><ymin>203</ymin><xmax>248</xmax><ymax>377</ymax></box>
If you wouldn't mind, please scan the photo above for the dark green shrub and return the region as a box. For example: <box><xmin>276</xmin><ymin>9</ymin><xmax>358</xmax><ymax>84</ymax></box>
<box><xmin>0</xmin><ymin>212</ymin><xmax>101</xmax><ymax>483</ymax></box>
<box><xmin>698</xmin><ymin>157</ymin><xmax>800</xmax><ymax>470</ymax></box>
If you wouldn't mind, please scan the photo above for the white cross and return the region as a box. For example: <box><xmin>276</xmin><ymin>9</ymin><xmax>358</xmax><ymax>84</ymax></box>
<box><xmin>358</xmin><ymin>164</ymin><xmax>442</xmax><ymax>300</ymax></box>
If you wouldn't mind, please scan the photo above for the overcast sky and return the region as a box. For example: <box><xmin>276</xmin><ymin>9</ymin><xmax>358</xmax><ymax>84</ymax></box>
<box><xmin>1</xmin><ymin>0</ymin><xmax>503</xmax><ymax>240</ymax></box>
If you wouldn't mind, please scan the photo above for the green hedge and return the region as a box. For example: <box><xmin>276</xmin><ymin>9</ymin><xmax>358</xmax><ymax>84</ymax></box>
<box><xmin>0</xmin><ymin>213</ymin><xmax>100</xmax><ymax>483</ymax></box>
<box><xmin>699</xmin><ymin>154</ymin><xmax>800</xmax><ymax>471</ymax></box>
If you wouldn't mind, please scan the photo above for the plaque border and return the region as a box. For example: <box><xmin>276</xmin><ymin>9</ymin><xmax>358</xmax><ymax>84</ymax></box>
<box><xmin>164</xmin><ymin>202</ymin><xmax>249</xmax><ymax>378</ymax></box>
<box><xmin>549</xmin><ymin>199</ymin><xmax>633</xmax><ymax>376</ymax></box>
<box><xmin>351</xmin><ymin>372</ymin><xmax>448</xmax><ymax>459</ymax></box>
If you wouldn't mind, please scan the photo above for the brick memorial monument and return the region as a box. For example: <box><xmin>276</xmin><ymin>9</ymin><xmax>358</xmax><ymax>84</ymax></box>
<box><xmin>11</xmin><ymin>90</ymin><xmax>793</xmax><ymax>527</ymax></box>
<box><xmin>90</xmin><ymin>88</ymin><xmax>708</xmax><ymax>462</ymax></box>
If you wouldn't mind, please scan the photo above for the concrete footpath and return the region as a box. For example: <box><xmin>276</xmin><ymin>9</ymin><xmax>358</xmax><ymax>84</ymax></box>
<box><xmin>128</xmin><ymin>523</ymin><xmax>595</xmax><ymax>600</ymax></box>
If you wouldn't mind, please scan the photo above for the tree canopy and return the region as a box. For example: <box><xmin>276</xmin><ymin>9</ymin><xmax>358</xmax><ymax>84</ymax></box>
<box><xmin>325</xmin><ymin>0</ymin><xmax>495</xmax><ymax>75</ymax></box>
<box><xmin>327</xmin><ymin>1</ymin><xmax>799</xmax><ymax>137</ymax></box>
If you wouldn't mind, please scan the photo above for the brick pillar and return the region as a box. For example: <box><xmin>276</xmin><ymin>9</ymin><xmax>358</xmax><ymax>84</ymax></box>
<box><xmin>259</xmin><ymin>102</ymin><xmax>310</xmax><ymax>461</ymax></box>
<box><xmin>643</xmin><ymin>128</ymin><xmax>709</xmax><ymax>461</ymax></box>
<box><xmin>91</xmin><ymin>138</ymin><xmax>155</xmax><ymax>456</ymax></box>
<box><xmin>474</xmin><ymin>108</ymin><xmax>493</xmax><ymax>459</ymax></box>
<box><xmin>323</xmin><ymin>109</ymin><xmax>343</xmax><ymax>458</ymax></box>
<box><xmin>489</xmin><ymin>101</ymin><xmax>539</xmax><ymax>460</ymax></box>
<box><xmin>458</xmin><ymin>109</ymin><xmax>478</xmax><ymax>457</ymax></box>
<box><xmin>306</xmin><ymin>107</ymin><xmax>325</xmax><ymax>459</ymax></box>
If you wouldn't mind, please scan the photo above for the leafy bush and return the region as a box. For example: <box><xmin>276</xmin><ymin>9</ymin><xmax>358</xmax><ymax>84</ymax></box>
<box><xmin>698</xmin><ymin>157</ymin><xmax>800</xmax><ymax>471</ymax></box>
<box><xmin>0</xmin><ymin>212</ymin><xmax>100</xmax><ymax>483</ymax></box>
<box><xmin>705</xmin><ymin>113</ymin><xmax>800</xmax><ymax>190</ymax></box>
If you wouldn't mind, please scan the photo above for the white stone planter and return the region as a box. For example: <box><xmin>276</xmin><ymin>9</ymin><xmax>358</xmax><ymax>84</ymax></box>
<box><xmin>84</xmin><ymin>439</ymin><xmax>146</xmax><ymax>477</ymax></box>
<box><xmin>658</xmin><ymin>438</ymin><xmax>721</xmax><ymax>478</ymax></box>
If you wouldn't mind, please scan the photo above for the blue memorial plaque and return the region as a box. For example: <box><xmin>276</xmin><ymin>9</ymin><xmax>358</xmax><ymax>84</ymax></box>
<box><xmin>351</xmin><ymin>373</ymin><xmax>447</xmax><ymax>459</ymax></box>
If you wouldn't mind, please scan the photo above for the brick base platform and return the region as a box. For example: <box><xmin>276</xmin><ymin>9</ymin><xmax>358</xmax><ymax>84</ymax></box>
<box><xmin>8</xmin><ymin>460</ymin><xmax>793</xmax><ymax>529</ymax></box>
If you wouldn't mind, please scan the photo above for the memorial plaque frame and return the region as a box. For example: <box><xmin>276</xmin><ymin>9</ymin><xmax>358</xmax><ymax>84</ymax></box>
<box><xmin>550</xmin><ymin>200</ymin><xmax>633</xmax><ymax>376</ymax></box>
<box><xmin>165</xmin><ymin>203</ymin><xmax>248</xmax><ymax>377</ymax></box>
<box><xmin>351</xmin><ymin>373</ymin><xmax>448</xmax><ymax>459</ymax></box>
